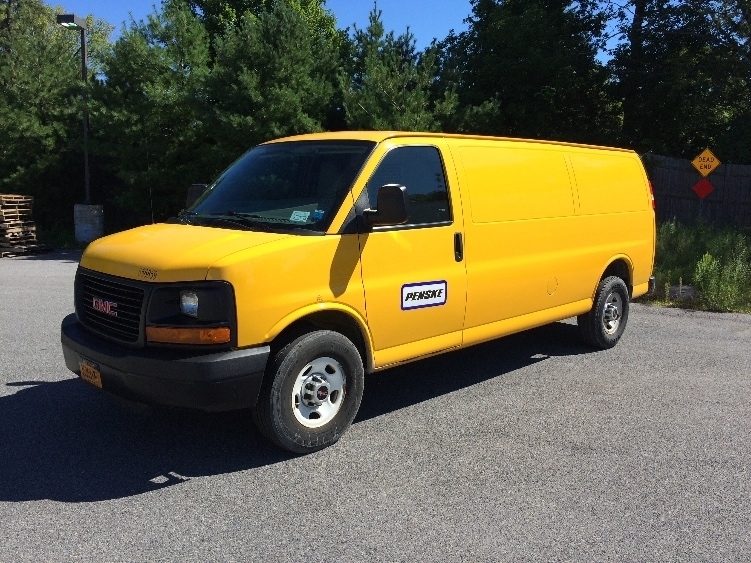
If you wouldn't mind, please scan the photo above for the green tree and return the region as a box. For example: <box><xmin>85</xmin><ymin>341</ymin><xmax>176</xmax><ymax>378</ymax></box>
<box><xmin>186</xmin><ymin>0</ymin><xmax>338</xmax><ymax>45</ymax></box>
<box><xmin>609</xmin><ymin>0</ymin><xmax>750</xmax><ymax>161</ymax></box>
<box><xmin>437</xmin><ymin>0</ymin><xmax>617</xmax><ymax>143</ymax></box>
<box><xmin>340</xmin><ymin>7</ymin><xmax>457</xmax><ymax>131</ymax></box>
<box><xmin>713</xmin><ymin>0</ymin><xmax>751</xmax><ymax>163</ymax></box>
<box><xmin>95</xmin><ymin>0</ymin><xmax>211</xmax><ymax>225</ymax></box>
<box><xmin>0</xmin><ymin>0</ymin><xmax>111</xmax><ymax>227</ymax></box>
<box><xmin>204</xmin><ymin>0</ymin><xmax>338</xmax><ymax>164</ymax></box>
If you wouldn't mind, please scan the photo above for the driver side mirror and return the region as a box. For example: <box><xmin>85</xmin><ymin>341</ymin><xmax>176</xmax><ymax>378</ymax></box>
<box><xmin>362</xmin><ymin>184</ymin><xmax>410</xmax><ymax>228</ymax></box>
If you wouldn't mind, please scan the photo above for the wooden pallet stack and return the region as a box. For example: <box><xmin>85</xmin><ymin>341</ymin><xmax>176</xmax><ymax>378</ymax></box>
<box><xmin>0</xmin><ymin>194</ymin><xmax>43</xmax><ymax>257</ymax></box>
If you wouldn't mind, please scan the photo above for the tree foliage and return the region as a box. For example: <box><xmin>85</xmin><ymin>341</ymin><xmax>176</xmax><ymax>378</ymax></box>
<box><xmin>93</xmin><ymin>0</ymin><xmax>339</xmax><ymax>225</ymax></box>
<box><xmin>186</xmin><ymin>0</ymin><xmax>338</xmax><ymax>44</ymax></box>
<box><xmin>0</xmin><ymin>1</ymin><xmax>110</xmax><ymax>187</ymax></box>
<box><xmin>2</xmin><ymin>0</ymin><xmax>751</xmax><ymax>234</ymax></box>
<box><xmin>0</xmin><ymin>0</ymin><xmax>111</xmax><ymax>227</ymax></box>
<box><xmin>708</xmin><ymin>0</ymin><xmax>751</xmax><ymax>162</ymax></box>
<box><xmin>438</xmin><ymin>0</ymin><xmax>618</xmax><ymax>142</ymax></box>
<box><xmin>609</xmin><ymin>0</ymin><xmax>751</xmax><ymax>160</ymax></box>
<box><xmin>340</xmin><ymin>7</ymin><xmax>456</xmax><ymax>131</ymax></box>
<box><xmin>95</xmin><ymin>0</ymin><xmax>211</xmax><ymax>224</ymax></box>
<box><xmin>206</xmin><ymin>1</ymin><xmax>338</xmax><ymax>162</ymax></box>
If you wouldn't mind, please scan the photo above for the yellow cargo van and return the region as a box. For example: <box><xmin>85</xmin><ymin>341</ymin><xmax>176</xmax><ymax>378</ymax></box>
<box><xmin>61</xmin><ymin>131</ymin><xmax>655</xmax><ymax>453</ymax></box>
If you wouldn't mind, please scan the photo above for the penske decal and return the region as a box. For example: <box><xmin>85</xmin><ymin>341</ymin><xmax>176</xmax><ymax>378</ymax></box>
<box><xmin>401</xmin><ymin>281</ymin><xmax>447</xmax><ymax>310</ymax></box>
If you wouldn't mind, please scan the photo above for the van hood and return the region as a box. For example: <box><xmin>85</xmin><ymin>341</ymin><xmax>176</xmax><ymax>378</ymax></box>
<box><xmin>80</xmin><ymin>223</ymin><xmax>290</xmax><ymax>282</ymax></box>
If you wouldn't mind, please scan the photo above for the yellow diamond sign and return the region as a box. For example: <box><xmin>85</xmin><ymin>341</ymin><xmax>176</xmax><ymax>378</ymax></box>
<box><xmin>692</xmin><ymin>148</ymin><xmax>721</xmax><ymax>177</ymax></box>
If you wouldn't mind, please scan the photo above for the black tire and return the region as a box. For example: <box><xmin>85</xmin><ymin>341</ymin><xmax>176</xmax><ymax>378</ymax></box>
<box><xmin>252</xmin><ymin>330</ymin><xmax>364</xmax><ymax>454</ymax></box>
<box><xmin>577</xmin><ymin>276</ymin><xmax>630</xmax><ymax>349</ymax></box>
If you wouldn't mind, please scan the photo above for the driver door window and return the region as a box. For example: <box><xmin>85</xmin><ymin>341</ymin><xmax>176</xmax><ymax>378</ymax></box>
<box><xmin>366</xmin><ymin>146</ymin><xmax>452</xmax><ymax>226</ymax></box>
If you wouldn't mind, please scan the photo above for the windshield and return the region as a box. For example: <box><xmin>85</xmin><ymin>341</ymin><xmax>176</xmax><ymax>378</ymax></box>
<box><xmin>187</xmin><ymin>140</ymin><xmax>375</xmax><ymax>233</ymax></box>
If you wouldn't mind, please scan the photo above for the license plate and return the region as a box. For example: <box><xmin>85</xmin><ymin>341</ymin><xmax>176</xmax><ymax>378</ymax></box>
<box><xmin>79</xmin><ymin>358</ymin><xmax>103</xmax><ymax>388</ymax></box>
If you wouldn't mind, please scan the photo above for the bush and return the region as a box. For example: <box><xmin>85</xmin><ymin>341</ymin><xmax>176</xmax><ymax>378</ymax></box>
<box><xmin>653</xmin><ymin>219</ymin><xmax>751</xmax><ymax>312</ymax></box>
<box><xmin>693</xmin><ymin>247</ymin><xmax>751</xmax><ymax>311</ymax></box>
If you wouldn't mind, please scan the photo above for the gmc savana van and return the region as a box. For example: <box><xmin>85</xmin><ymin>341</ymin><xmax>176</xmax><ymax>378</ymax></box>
<box><xmin>61</xmin><ymin>132</ymin><xmax>656</xmax><ymax>453</ymax></box>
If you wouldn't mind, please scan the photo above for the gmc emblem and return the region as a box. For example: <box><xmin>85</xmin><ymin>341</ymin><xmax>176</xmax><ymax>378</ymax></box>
<box><xmin>92</xmin><ymin>297</ymin><xmax>118</xmax><ymax>317</ymax></box>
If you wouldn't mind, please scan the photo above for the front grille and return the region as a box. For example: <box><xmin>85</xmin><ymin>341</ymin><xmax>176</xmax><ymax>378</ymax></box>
<box><xmin>77</xmin><ymin>271</ymin><xmax>145</xmax><ymax>343</ymax></box>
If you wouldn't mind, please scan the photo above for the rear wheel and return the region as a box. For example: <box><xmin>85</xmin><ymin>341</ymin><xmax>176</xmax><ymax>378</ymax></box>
<box><xmin>578</xmin><ymin>276</ymin><xmax>630</xmax><ymax>349</ymax></box>
<box><xmin>253</xmin><ymin>330</ymin><xmax>364</xmax><ymax>454</ymax></box>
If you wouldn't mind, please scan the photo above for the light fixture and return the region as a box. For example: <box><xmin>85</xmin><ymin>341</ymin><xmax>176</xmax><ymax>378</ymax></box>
<box><xmin>180</xmin><ymin>291</ymin><xmax>199</xmax><ymax>318</ymax></box>
<box><xmin>56</xmin><ymin>14</ymin><xmax>87</xmax><ymax>30</ymax></box>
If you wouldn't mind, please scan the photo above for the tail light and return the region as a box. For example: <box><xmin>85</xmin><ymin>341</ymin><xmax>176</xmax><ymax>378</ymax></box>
<box><xmin>648</xmin><ymin>181</ymin><xmax>656</xmax><ymax>210</ymax></box>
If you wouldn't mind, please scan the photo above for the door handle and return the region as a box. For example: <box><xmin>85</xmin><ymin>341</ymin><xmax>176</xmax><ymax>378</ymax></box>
<box><xmin>454</xmin><ymin>232</ymin><xmax>463</xmax><ymax>262</ymax></box>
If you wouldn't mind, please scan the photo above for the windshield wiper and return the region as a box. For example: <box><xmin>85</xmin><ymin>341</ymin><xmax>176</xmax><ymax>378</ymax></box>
<box><xmin>203</xmin><ymin>211</ymin><xmax>281</xmax><ymax>231</ymax></box>
<box><xmin>197</xmin><ymin>215</ymin><xmax>259</xmax><ymax>230</ymax></box>
<box><xmin>219</xmin><ymin>211</ymin><xmax>294</xmax><ymax>224</ymax></box>
<box><xmin>181</xmin><ymin>211</ymin><xmax>313</xmax><ymax>233</ymax></box>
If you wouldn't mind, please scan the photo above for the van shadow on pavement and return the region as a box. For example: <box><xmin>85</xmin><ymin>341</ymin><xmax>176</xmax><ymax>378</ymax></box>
<box><xmin>0</xmin><ymin>321</ymin><xmax>590</xmax><ymax>503</ymax></box>
<box><xmin>356</xmin><ymin>320</ymin><xmax>590</xmax><ymax>422</ymax></box>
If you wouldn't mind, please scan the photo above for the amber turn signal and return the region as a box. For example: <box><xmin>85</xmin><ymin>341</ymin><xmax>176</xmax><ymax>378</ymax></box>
<box><xmin>146</xmin><ymin>326</ymin><xmax>231</xmax><ymax>345</ymax></box>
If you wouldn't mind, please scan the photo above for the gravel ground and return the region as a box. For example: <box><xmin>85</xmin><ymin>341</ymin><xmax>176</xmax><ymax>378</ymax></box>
<box><xmin>1</xmin><ymin>251</ymin><xmax>750</xmax><ymax>562</ymax></box>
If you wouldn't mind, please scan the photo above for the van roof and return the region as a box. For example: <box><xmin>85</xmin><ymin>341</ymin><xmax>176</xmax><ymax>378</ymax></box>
<box><xmin>266</xmin><ymin>131</ymin><xmax>634</xmax><ymax>154</ymax></box>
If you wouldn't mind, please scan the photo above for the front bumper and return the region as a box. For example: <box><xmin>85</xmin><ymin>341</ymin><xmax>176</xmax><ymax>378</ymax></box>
<box><xmin>61</xmin><ymin>313</ymin><xmax>269</xmax><ymax>411</ymax></box>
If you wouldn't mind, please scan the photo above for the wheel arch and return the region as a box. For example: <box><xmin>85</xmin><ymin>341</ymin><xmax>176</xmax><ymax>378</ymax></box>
<box><xmin>599</xmin><ymin>255</ymin><xmax>634</xmax><ymax>297</ymax></box>
<box><xmin>266</xmin><ymin>305</ymin><xmax>374</xmax><ymax>373</ymax></box>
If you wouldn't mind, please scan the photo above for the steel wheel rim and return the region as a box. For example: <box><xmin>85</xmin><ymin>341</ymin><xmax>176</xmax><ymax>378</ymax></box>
<box><xmin>602</xmin><ymin>291</ymin><xmax>623</xmax><ymax>335</ymax></box>
<box><xmin>291</xmin><ymin>356</ymin><xmax>346</xmax><ymax>428</ymax></box>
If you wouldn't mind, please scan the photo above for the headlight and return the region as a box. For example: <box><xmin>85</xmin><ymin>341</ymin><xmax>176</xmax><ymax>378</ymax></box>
<box><xmin>180</xmin><ymin>291</ymin><xmax>199</xmax><ymax>318</ymax></box>
<box><xmin>146</xmin><ymin>282</ymin><xmax>236</xmax><ymax>346</ymax></box>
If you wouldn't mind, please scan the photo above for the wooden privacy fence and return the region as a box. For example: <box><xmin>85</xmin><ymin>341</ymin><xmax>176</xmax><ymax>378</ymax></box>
<box><xmin>642</xmin><ymin>153</ymin><xmax>751</xmax><ymax>228</ymax></box>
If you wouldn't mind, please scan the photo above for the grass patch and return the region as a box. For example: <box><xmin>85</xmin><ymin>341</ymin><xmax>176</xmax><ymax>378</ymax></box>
<box><xmin>639</xmin><ymin>220</ymin><xmax>751</xmax><ymax>313</ymax></box>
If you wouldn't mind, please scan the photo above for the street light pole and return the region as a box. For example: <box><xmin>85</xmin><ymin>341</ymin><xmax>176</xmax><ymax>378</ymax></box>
<box><xmin>57</xmin><ymin>13</ymin><xmax>102</xmax><ymax>243</ymax></box>
<box><xmin>80</xmin><ymin>26</ymin><xmax>90</xmax><ymax>205</ymax></box>
<box><xmin>56</xmin><ymin>14</ymin><xmax>90</xmax><ymax>205</ymax></box>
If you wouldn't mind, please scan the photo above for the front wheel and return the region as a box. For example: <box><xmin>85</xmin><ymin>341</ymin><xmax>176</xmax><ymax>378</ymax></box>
<box><xmin>577</xmin><ymin>276</ymin><xmax>630</xmax><ymax>349</ymax></box>
<box><xmin>253</xmin><ymin>330</ymin><xmax>364</xmax><ymax>454</ymax></box>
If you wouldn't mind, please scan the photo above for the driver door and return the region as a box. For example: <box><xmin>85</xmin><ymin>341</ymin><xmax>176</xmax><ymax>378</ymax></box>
<box><xmin>357</xmin><ymin>142</ymin><xmax>467</xmax><ymax>368</ymax></box>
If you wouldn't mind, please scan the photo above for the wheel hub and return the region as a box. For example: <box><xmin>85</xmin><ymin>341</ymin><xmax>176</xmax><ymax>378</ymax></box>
<box><xmin>301</xmin><ymin>374</ymin><xmax>329</xmax><ymax>407</ymax></box>
<box><xmin>291</xmin><ymin>356</ymin><xmax>346</xmax><ymax>429</ymax></box>
<box><xmin>602</xmin><ymin>292</ymin><xmax>623</xmax><ymax>334</ymax></box>
<box><xmin>604</xmin><ymin>303</ymin><xmax>619</xmax><ymax>322</ymax></box>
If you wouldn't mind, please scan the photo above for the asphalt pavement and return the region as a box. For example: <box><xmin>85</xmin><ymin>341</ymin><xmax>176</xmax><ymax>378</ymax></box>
<box><xmin>1</xmin><ymin>251</ymin><xmax>750</xmax><ymax>562</ymax></box>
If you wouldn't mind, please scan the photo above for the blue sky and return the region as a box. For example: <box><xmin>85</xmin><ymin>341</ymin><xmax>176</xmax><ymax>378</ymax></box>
<box><xmin>49</xmin><ymin>0</ymin><xmax>472</xmax><ymax>49</ymax></box>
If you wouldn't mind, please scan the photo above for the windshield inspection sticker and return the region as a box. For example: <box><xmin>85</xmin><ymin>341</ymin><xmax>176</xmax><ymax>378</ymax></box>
<box><xmin>401</xmin><ymin>281</ymin><xmax>447</xmax><ymax>310</ymax></box>
<box><xmin>312</xmin><ymin>209</ymin><xmax>325</xmax><ymax>221</ymax></box>
<box><xmin>290</xmin><ymin>211</ymin><xmax>310</xmax><ymax>222</ymax></box>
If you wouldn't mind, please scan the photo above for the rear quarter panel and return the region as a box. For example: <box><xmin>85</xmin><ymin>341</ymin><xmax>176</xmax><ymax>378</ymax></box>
<box><xmin>451</xmin><ymin>140</ymin><xmax>654</xmax><ymax>335</ymax></box>
<box><xmin>566</xmin><ymin>149</ymin><xmax>655</xmax><ymax>295</ymax></box>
